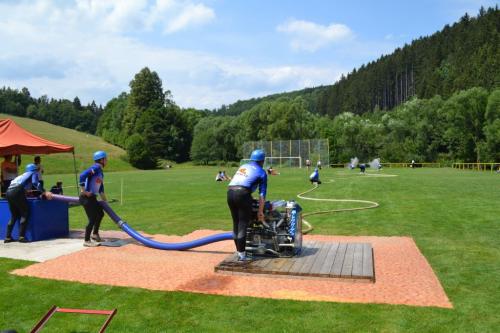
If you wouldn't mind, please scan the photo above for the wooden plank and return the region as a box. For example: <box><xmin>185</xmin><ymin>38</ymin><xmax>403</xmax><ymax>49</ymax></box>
<box><xmin>351</xmin><ymin>243</ymin><xmax>364</xmax><ymax>277</ymax></box>
<box><xmin>276</xmin><ymin>255</ymin><xmax>300</xmax><ymax>274</ymax></box>
<box><xmin>340</xmin><ymin>243</ymin><xmax>356</xmax><ymax>278</ymax></box>
<box><xmin>219</xmin><ymin>253</ymin><xmax>238</xmax><ymax>265</ymax></box>
<box><xmin>248</xmin><ymin>257</ymin><xmax>274</xmax><ymax>271</ymax></box>
<box><xmin>298</xmin><ymin>242</ymin><xmax>326</xmax><ymax>275</ymax></box>
<box><xmin>280</xmin><ymin>241</ymin><xmax>317</xmax><ymax>274</ymax></box>
<box><xmin>215</xmin><ymin>253</ymin><xmax>240</xmax><ymax>272</ymax></box>
<box><xmin>265</xmin><ymin>256</ymin><xmax>292</xmax><ymax>274</ymax></box>
<box><xmin>288</xmin><ymin>241</ymin><xmax>323</xmax><ymax>275</ymax></box>
<box><xmin>310</xmin><ymin>241</ymin><xmax>335</xmax><ymax>276</ymax></box>
<box><xmin>330</xmin><ymin>243</ymin><xmax>348</xmax><ymax>277</ymax></box>
<box><xmin>215</xmin><ymin>241</ymin><xmax>375</xmax><ymax>282</ymax></box>
<box><xmin>362</xmin><ymin>243</ymin><xmax>374</xmax><ymax>278</ymax></box>
<box><xmin>318</xmin><ymin>242</ymin><xmax>340</xmax><ymax>275</ymax></box>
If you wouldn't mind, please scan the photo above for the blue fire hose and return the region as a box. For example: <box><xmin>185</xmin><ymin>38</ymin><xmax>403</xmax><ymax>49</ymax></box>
<box><xmin>52</xmin><ymin>194</ymin><xmax>233</xmax><ymax>250</ymax></box>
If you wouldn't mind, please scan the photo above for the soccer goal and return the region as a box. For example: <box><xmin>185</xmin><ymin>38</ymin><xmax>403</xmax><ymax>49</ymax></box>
<box><xmin>240</xmin><ymin>157</ymin><xmax>302</xmax><ymax>168</ymax></box>
<box><xmin>240</xmin><ymin>139</ymin><xmax>329</xmax><ymax>168</ymax></box>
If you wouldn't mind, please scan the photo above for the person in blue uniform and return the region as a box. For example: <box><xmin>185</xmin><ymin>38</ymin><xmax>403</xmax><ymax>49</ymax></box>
<box><xmin>227</xmin><ymin>149</ymin><xmax>268</xmax><ymax>261</ymax></box>
<box><xmin>34</xmin><ymin>155</ymin><xmax>44</xmax><ymax>190</ymax></box>
<box><xmin>4</xmin><ymin>163</ymin><xmax>52</xmax><ymax>243</ymax></box>
<box><xmin>359</xmin><ymin>163</ymin><xmax>366</xmax><ymax>174</ymax></box>
<box><xmin>79</xmin><ymin>151</ymin><xmax>108</xmax><ymax>247</ymax></box>
<box><xmin>309</xmin><ymin>168</ymin><xmax>321</xmax><ymax>185</ymax></box>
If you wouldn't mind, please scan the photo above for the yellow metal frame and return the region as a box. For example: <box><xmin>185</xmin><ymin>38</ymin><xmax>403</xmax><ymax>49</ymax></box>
<box><xmin>452</xmin><ymin>162</ymin><xmax>500</xmax><ymax>172</ymax></box>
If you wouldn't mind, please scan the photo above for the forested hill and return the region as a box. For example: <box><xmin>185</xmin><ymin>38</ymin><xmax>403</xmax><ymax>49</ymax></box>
<box><xmin>216</xmin><ymin>6</ymin><xmax>500</xmax><ymax>117</ymax></box>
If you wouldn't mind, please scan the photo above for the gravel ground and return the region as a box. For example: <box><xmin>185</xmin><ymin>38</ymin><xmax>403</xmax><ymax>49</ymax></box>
<box><xmin>12</xmin><ymin>230</ymin><xmax>452</xmax><ymax>308</ymax></box>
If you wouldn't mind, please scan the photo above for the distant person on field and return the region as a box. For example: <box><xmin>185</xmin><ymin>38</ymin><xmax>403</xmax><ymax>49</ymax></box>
<box><xmin>411</xmin><ymin>159</ymin><xmax>416</xmax><ymax>168</ymax></box>
<box><xmin>359</xmin><ymin>163</ymin><xmax>366</xmax><ymax>174</ymax></box>
<box><xmin>3</xmin><ymin>163</ymin><xmax>53</xmax><ymax>243</ymax></box>
<box><xmin>215</xmin><ymin>171</ymin><xmax>224</xmax><ymax>182</ymax></box>
<box><xmin>305</xmin><ymin>159</ymin><xmax>311</xmax><ymax>170</ymax></box>
<box><xmin>317</xmin><ymin>160</ymin><xmax>322</xmax><ymax>170</ymax></box>
<box><xmin>34</xmin><ymin>156</ymin><xmax>44</xmax><ymax>190</ymax></box>
<box><xmin>267</xmin><ymin>166</ymin><xmax>280</xmax><ymax>175</ymax></box>
<box><xmin>309</xmin><ymin>168</ymin><xmax>321</xmax><ymax>185</ymax></box>
<box><xmin>221</xmin><ymin>170</ymin><xmax>231</xmax><ymax>181</ymax></box>
<box><xmin>50</xmin><ymin>181</ymin><xmax>64</xmax><ymax>195</ymax></box>
<box><xmin>1</xmin><ymin>155</ymin><xmax>18</xmax><ymax>196</ymax></box>
<box><xmin>79</xmin><ymin>151</ymin><xmax>108</xmax><ymax>247</ymax></box>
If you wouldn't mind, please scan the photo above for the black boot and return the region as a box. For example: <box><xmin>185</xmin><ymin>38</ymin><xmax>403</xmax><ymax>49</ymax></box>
<box><xmin>92</xmin><ymin>219</ymin><xmax>101</xmax><ymax>236</ymax></box>
<box><xmin>4</xmin><ymin>223</ymin><xmax>14</xmax><ymax>243</ymax></box>
<box><xmin>19</xmin><ymin>219</ymin><xmax>29</xmax><ymax>242</ymax></box>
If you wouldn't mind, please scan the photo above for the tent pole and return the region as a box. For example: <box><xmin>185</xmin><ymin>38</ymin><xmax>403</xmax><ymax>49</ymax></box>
<box><xmin>72</xmin><ymin>151</ymin><xmax>79</xmax><ymax>196</ymax></box>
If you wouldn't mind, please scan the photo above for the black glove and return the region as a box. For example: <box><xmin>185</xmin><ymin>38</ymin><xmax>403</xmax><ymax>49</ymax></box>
<box><xmin>79</xmin><ymin>193</ymin><xmax>89</xmax><ymax>206</ymax></box>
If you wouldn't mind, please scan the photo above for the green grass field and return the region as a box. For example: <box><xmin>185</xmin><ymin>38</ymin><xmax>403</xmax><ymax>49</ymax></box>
<box><xmin>0</xmin><ymin>114</ymin><xmax>134</xmax><ymax>173</ymax></box>
<box><xmin>1</xmin><ymin>167</ymin><xmax>500</xmax><ymax>332</ymax></box>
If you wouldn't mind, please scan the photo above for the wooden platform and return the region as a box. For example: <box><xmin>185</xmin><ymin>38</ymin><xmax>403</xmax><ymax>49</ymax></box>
<box><xmin>215</xmin><ymin>241</ymin><xmax>375</xmax><ymax>282</ymax></box>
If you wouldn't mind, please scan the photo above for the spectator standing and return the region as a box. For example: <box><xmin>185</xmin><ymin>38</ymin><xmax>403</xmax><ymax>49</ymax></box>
<box><xmin>34</xmin><ymin>156</ymin><xmax>44</xmax><ymax>190</ymax></box>
<box><xmin>1</xmin><ymin>155</ymin><xmax>18</xmax><ymax>196</ymax></box>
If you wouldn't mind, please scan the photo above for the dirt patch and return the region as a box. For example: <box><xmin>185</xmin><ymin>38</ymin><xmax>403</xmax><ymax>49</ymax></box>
<box><xmin>12</xmin><ymin>230</ymin><xmax>452</xmax><ymax>308</ymax></box>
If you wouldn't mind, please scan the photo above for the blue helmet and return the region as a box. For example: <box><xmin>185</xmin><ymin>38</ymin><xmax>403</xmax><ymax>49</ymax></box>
<box><xmin>93</xmin><ymin>150</ymin><xmax>107</xmax><ymax>161</ymax></box>
<box><xmin>250</xmin><ymin>149</ymin><xmax>265</xmax><ymax>162</ymax></box>
<box><xmin>26</xmin><ymin>163</ymin><xmax>37</xmax><ymax>172</ymax></box>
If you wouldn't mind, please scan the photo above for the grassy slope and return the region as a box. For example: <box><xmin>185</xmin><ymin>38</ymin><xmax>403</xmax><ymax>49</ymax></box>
<box><xmin>0</xmin><ymin>114</ymin><xmax>134</xmax><ymax>174</ymax></box>
<box><xmin>1</xmin><ymin>167</ymin><xmax>500</xmax><ymax>332</ymax></box>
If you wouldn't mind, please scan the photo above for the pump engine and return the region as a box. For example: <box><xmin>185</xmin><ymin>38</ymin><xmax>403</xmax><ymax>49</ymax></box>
<box><xmin>246</xmin><ymin>200</ymin><xmax>302</xmax><ymax>257</ymax></box>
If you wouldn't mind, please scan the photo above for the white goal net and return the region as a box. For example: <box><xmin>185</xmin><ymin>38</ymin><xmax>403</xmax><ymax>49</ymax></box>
<box><xmin>240</xmin><ymin>157</ymin><xmax>302</xmax><ymax>168</ymax></box>
<box><xmin>240</xmin><ymin>139</ymin><xmax>329</xmax><ymax>168</ymax></box>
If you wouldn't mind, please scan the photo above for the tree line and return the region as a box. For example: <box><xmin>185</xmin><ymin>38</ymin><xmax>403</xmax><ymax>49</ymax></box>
<box><xmin>0</xmin><ymin>7</ymin><xmax>498</xmax><ymax>167</ymax></box>
<box><xmin>214</xmin><ymin>7</ymin><xmax>500</xmax><ymax>118</ymax></box>
<box><xmin>190</xmin><ymin>87</ymin><xmax>500</xmax><ymax>164</ymax></box>
<box><xmin>0</xmin><ymin>87</ymin><xmax>102</xmax><ymax>133</ymax></box>
<box><xmin>96</xmin><ymin>67</ymin><xmax>206</xmax><ymax>168</ymax></box>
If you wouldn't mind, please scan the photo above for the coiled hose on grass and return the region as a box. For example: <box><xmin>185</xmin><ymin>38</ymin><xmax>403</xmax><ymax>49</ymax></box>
<box><xmin>297</xmin><ymin>184</ymin><xmax>380</xmax><ymax>234</ymax></box>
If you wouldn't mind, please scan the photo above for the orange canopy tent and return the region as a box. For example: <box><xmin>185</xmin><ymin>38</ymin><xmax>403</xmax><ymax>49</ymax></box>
<box><xmin>0</xmin><ymin>118</ymin><xmax>74</xmax><ymax>156</ymax></box>
<box><xmin>0</xmin><ymin>118</ymin><xmax>78</xmax><ymax>194</ymax></box>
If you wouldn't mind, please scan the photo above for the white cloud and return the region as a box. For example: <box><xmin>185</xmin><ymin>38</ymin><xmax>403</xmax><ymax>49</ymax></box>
<box><xmin>164</xmin><ymin>3</ymin><xmax>215</xmax><ymax>34</ymax></box>
<box><xmin>277</xmin><ymin>19</ymin><xmax>353</xmax><ymax>52</ymax></box>
<box><xmin>0</xmin><ymin>1</ymin><xmax>344</xmax><ymax>109</ymax></box>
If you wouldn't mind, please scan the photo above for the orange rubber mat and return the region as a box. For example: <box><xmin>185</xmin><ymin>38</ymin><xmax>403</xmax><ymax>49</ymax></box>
<box><xmin>12</xmin><ymin>230</ymin><xmax>452</xmax><ymax>308</ymax></box>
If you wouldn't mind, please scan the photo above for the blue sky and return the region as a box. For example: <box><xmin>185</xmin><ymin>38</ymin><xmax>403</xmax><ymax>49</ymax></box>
<box><xmin>0</xmin><ymin>0</ymin><xmax>497</xmax><ymax>109</ymax></box>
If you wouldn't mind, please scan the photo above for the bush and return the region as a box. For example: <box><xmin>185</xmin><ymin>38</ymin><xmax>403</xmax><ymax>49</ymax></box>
<box><xmin>125</xmin><ymin>133</ymin><xmax>157</xmax><ymax>169</ymax></box>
